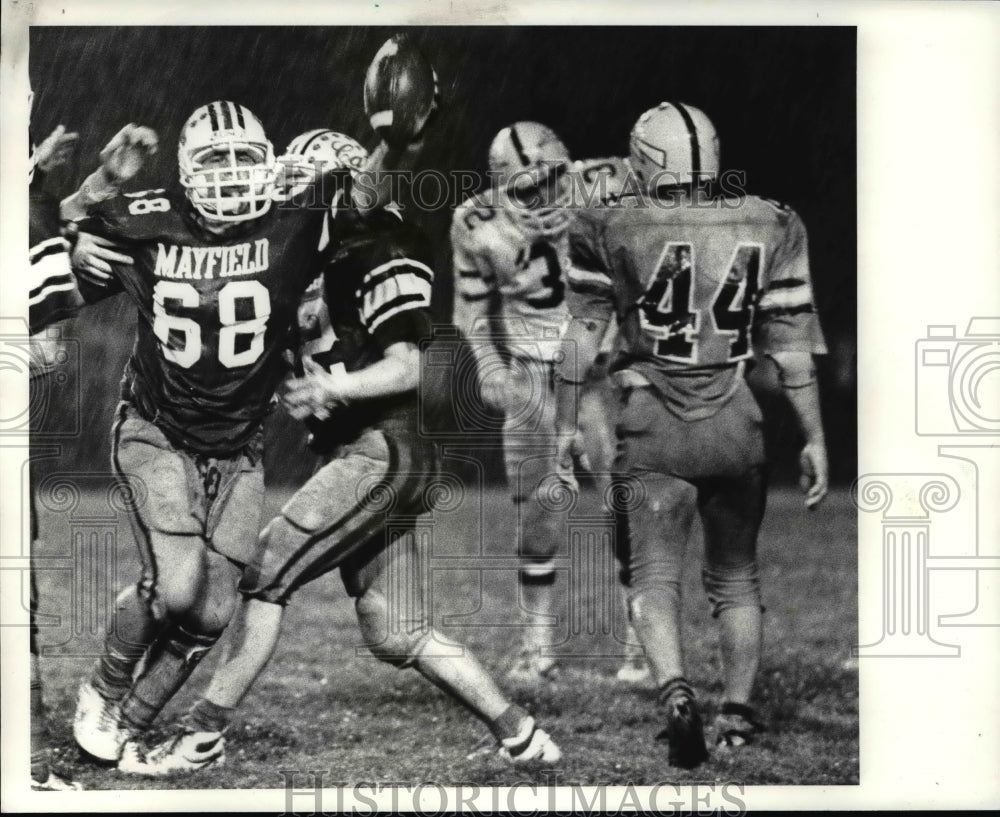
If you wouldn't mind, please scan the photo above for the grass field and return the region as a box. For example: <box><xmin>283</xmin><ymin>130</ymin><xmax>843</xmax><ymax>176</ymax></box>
<box><xmin>32</xmin><ymin>484</ymin><xmax>857</xmax><ymax>789</ymax></box>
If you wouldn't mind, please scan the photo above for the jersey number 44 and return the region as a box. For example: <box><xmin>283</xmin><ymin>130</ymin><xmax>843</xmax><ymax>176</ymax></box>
<box><xmin>638</xmin><ymin>241</ymin><xmax>762</xmax><ymax>364</ymax></box>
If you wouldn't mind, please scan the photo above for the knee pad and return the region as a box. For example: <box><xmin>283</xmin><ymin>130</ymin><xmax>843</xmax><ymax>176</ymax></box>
<box><xmin>701</xmin><ymin>561</ymin><xmax>761</xmax><ymax>618</ymax></box>
<box><xmin>355</xmin><ymin>589</ymin><xmax>430</xmax><ymax>669</ymax></box>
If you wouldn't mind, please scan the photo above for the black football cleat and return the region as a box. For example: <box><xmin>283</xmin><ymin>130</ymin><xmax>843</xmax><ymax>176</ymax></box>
<box><xmin>655</xmin><ymin>679</ymin><xmax>709</xmax><ymax>769</ymax></box>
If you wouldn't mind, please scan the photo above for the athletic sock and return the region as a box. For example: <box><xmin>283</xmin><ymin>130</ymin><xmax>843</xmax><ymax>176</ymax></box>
<box><xmin>488</xmin><ymin>703</ymin><xmax>531</xmax><ymax>743</ymax></box>
<box><xmin>658</xmin><ymin>676</ymin><xmax>697</xmax><ymax>706</ymax></box>
<box><xmin>30</xmin><ymin>654</ymin><xmax>48</xmax><ymax>766</ymax></box>
<box><xmin>119</xmin><ymin>624</ymin><xmax>218</xmax><ymax>731</ymax></box>
<box><xmin>91</xmin><ymin>586</ymin><xmax>163</xmax><ymax>702</ymax></box>
<box><xmin>186</xmin><ymin>698</ymin><xmax>236</xmax><ymax>734</ymax></box>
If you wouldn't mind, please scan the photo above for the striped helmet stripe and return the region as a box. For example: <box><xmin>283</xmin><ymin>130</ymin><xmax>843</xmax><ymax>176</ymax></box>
<box><xmin>672</xmin><ymin>102</ymin><xmax>701</xmax><ymax>178</ymax></box>
<box><xmin>299</xmin><ymin>130</ymin><xmax>332</xmax><ymax>156</ymax></box>
<box><xmin>233</xmin><ymin>101</ymin><xmax>246</xmax><ymax>129</ymax></box>
<box><xmin>219</xmin><ymin>100</ymin><xmax>233</xmax><ymax>130</ymax></box>
<box><xmin>208</xmin><ymin>102</ymin><xmax>220</xmax><ymax>131</ymax></box>
<box><xmin>509</xmin><ymin>125</ymin><xmax>530</xmax><ymax>166</ymax></box>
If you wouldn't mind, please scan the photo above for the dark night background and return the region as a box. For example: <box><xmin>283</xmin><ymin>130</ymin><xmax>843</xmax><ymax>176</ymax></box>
<box><xmin>29</xmin><ymin>26</ymin><xmax>856</xmax><ymax>486</ymax></box>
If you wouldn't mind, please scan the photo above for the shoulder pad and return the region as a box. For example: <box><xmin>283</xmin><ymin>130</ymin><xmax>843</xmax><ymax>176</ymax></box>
<box><xmin>755</xmin><ymin>195</ymin><xmax>798</xmax><ymax>225</ymax></box>
<box><xmin>454</xmin><ymin>194</ymin><xmax>499</xmax><ymax>236</ymax></box>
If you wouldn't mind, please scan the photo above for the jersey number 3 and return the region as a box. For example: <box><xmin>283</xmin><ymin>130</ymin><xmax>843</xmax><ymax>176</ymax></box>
<box><xmin>639</xmin><ymin>242</ymin><xmax>762</xmax><ymax>363</ymax></box>
<box><xmin>153</xmin><ymin>280</ymin><xmax>270</xmax><ymax>368</ymax></box>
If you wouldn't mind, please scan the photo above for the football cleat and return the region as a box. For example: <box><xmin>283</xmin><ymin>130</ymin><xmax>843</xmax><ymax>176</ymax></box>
<box><xmin>615</xmin><ymin>652</ymin><xmax>652</xmax><ymax>687</ymax></box>
<box><xmin>506</xmin><ymin>648</ymin><xmax>558</xmax><ymax>685</ymax></box>
<box><xmin>73</xmin><ymin>681</ymin><xmax>134</xmax><ymax>762</ymax></box>
<box><xmin>31</xmin><ymin>767</ymin><xmax>83</xmax><ymax>792</ymax></box>
<box><xmin>629</xmin><ymin>102</ymin><xmax>719</xmax><ymax>192</ymax></box>
<box><xmin>498</xmin><ymin>717</ymin><xmax>563</xmax><ymax>765</ymax></box>
<box><xmin>178</xmin><ymin>101</ymin><xmax>276</xmax><ymax>223</ymax></box>
<box><xmin>488</xmin><ymin>121</ymin><xmax>573</xmax><ymax>238</ymax></box>
<box><xmin>713</xmin><ymin>701</ymin><xmax>765</xmax><ymax>750</ymax></box>
<box><xmin>655</xmin><ymin>680</ymin><xmax>709</xmax><ymax>769</ymax></box>
<box><xmin>118</xmin><ymin>726</ymin><xmax>225</xmax><ymax>777</ymax></box>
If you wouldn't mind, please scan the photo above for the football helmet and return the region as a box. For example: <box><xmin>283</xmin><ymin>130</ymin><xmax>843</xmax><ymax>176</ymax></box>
<box><xmin>178</xmin><ymin>101</ymin><xmax>276</xmax><ymax>223</ymax></box>
<box><xmin>629</xmin><ymin>102</ymin><xmax>719</xmax><ymax>192</ymax></box>
<box><xmin>488</xmin><ymin>121</ymin><xmax>573</xmax><ymax>238</ymax></box>
<box><xmin>276</xmin><ymin>129</ymin><xmax>369</xmax><ymax>202</ymax></box>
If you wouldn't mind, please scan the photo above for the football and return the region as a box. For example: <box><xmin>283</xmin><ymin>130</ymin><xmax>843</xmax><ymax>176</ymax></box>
<box><xmin>363</xmin><ymin>34</ymin><xmax>439</xmax><ymax>149</ymax></box>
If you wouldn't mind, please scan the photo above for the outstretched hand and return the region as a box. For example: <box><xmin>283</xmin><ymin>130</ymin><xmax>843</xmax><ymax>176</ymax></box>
<box><xmin>34</xmin><ymin>125</ymin><xmax>80</xmax><ymax>173</ymax></box>
<box><xmin>71</xmin><ymin>232</ymin><xmax>134</xmax><ymax>281</ymax></box>
<box><xmin>99</xmin><ymin>124</ymin><xmax>159</xmax><ymax>184</ymax></box>
<box><xmin>282</xmin><ymin>356</ymin><xmax>349</xmax><ymax>421</ymax></box>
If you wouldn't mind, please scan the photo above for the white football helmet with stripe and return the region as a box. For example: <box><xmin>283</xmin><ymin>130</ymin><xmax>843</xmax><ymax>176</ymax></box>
<box><xmin>277</xmin><ymin>129</ymin><xmax>369</xmax><ymax>202</ymax></box>
<box><xmin>488</xmin><ymin>121</ymin><xmax>573</xmax><ymax>238</ymax></box>
<box><xmin>629</xmin><ymin>102</ymin><xmax>719</xmax><ymax>192</ymax></box>
<box><xmin>178</xmin><ymin>101</ymin><xmax>276</xmax><ymax>223</ymax></box>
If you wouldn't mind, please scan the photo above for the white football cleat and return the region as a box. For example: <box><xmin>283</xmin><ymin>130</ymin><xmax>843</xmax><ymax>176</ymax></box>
<box><xmin>118</xmin><ymin>727</ymin><xmax>225</xmax><ymax>777</ymax></box>
<box><xmin>615</xmin><ymin>653</ymin><xmax>652</xmax><ymax>686</ymax></box>
<box><xmin>73</xmin><ymin>681</ymin><xmax>132</xmax><ymax>762</ymax></box>
<box><xmin>498</xmin><ymin>717</ymin><xmax>563</xmax><ymax>765</ymax></box>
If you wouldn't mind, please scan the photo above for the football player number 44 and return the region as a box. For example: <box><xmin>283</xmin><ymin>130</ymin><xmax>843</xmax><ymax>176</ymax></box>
<box><xmin>153</xmin><ymin>280</ymin><xmax>270</xmax><ymax>368</ymax></box>
<box><xmin>639</xmin><ymin>241</ymin><xmax>762</xmax><ymax>363</ymax></box>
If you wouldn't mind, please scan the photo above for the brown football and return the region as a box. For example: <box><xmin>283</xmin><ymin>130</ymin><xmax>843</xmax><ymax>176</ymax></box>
<box><xmin>363</xmin><ymin>34</ymin><xmax>438</xmax><ymax>148</ymax></box>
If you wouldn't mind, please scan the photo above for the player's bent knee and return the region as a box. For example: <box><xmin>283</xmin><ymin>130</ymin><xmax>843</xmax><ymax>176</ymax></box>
<box><xmin>355</xmin><ymin>589</ymin><xmax>430</xmax><ymax>669</ymax></box>
<box><xmin>153</xmin><ymin>570</ymin><xmax>205</xmax><ymax>619</ymax></box>
<box><xmin>238</xmin><ymin>516</ymin><xmax>309</xmax><ymax>607</ymax></box>
<box><xmin>626</xmin><ymin>582</ymin><xmax>681</xmax><ymax>626</ymax></box>
<box><xmin>701</xmin><ymin>561</ymin><xmax>761</xmax><ymax>618</ymax></box>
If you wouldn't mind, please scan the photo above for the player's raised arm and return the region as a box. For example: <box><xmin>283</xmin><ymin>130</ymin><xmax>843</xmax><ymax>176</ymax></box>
<box><xmin>351</xmin><ymin>34</ymin><xmax>440</xmax><ymax>213</ymax></box>
<box><xmin>60</xmin><ymin>124</ymin><xmax>158</xmax><ymax>220</ymax></box>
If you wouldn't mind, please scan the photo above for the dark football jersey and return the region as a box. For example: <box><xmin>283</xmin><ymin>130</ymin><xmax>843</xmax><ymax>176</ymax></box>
<box><xmin>568</xmin><ymin>191</ymin><xmax>827</xmax><ymax>421</ymax></box>
<box><xmin>81</xmin><ymin>188</ymin><xmax>328</xmax><ymax>456</ymax></box>
<box><xmin>295</xmin><ymin>206</ymin><xmax>434</xmax><ymax>452</ymax></box>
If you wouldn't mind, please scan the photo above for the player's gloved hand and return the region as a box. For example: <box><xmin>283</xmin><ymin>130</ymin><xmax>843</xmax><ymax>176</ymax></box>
<box><xmin>799</xmin><ymin>439</ymin><xmax>829</xmax><ymax>509</ymax></box>
<box><xmin>99</xmin><ymin>123</ymin><xmax>159</xmax><ymax>184</ymax></box>
<box><xmin>71</xmin><ymin>231</ymin><xmax>133</xmax><ymax>281</ymax></box>
<box><xmin>555</xmin><ymin>430</ymin><xmax>589</xmax><ymax>494</ymax></box>
<box><xmin>34</xmin><ymin>125</ymin><xmax>80</xmax><ymax>173</ymax></box>
<box><xmin>282</xmin><ymin>356</ymin><xmax>349</xmax><ymax>421</ymax></box>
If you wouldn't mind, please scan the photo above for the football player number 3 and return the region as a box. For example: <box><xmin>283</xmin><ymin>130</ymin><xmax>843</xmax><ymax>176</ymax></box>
<box><xmin>153</xmin><ymin>280</ymin><xmax>271</xmax><ymax>369</ymax></box>
<box><xmin>518</xmin><ymin>241</ymin><xmax>565</xmax><ymax>309</ymax></box>
<box><xmin>640</xmin><ymin>242</ymin><xmax>762</xmax><ymax>363</ymax></box>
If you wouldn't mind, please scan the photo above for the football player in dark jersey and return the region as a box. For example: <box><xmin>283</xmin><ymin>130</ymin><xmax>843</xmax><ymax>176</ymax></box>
<box><xmin>27</xmin><ymin>100</ymin><xmax>83</xmax><ymax>791</ymax></box>
<box><xmin>115</xmin><ymin>131</ymin><xmax>562</xmax><ymax>776</ymax></box>
<box><xmin>62</xmin><ymin>81</ymin><xmax>437</xmax><ymax>767</ymax></box>
<box><xmin>555</xmin><ymin>103</ymin><xmax>829</xmax><ymax>767</ymax></box>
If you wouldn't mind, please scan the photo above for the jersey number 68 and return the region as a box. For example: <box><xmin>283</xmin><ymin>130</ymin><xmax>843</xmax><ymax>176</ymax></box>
<box><xmin>152</xmin><ymin>280</ymin><xmax>270</xmax><ymax>368</ymax></box>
